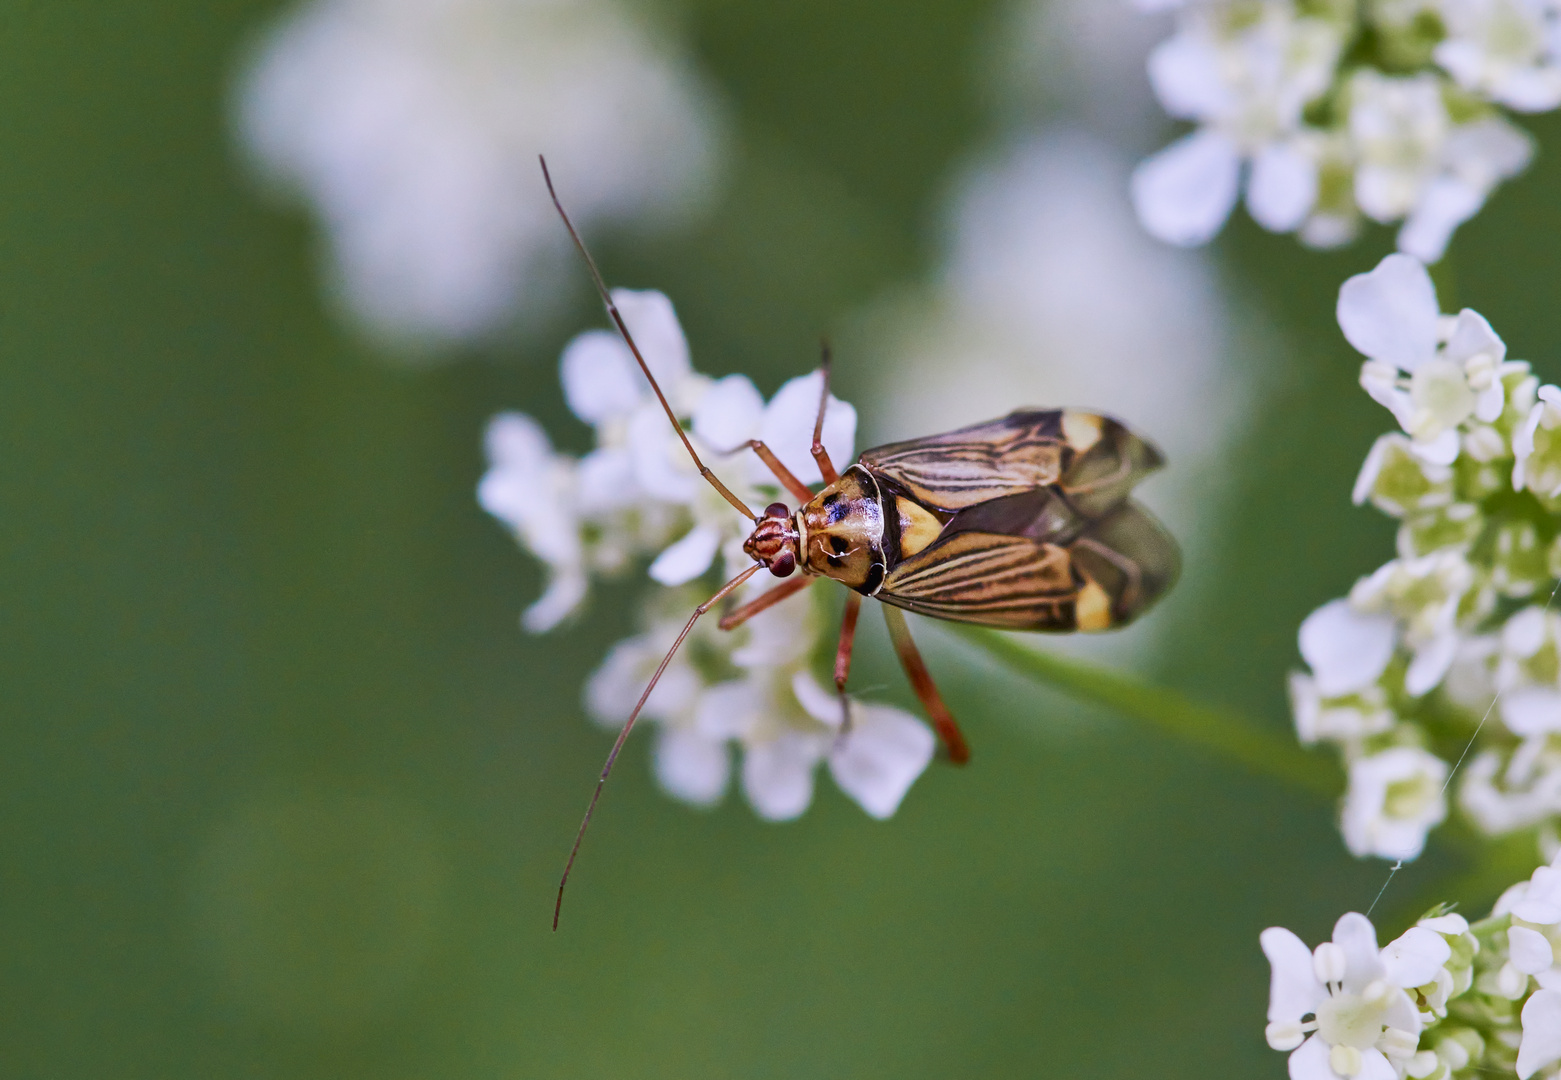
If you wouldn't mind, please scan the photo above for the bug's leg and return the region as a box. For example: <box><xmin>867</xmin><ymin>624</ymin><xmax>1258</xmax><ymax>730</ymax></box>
<box><xmin>742</xmin><ymin>439</ymin><xmax>814</xmax><ymax>504</ymax></box>
<box><xmin>832</xmin><ymin>591</ymin><xmax>862</xmax><ymax>737</ymax></box>
<box><xmin>811</xmin><ymin>342</ymin><xmax>840</xmax><ymax>485</ymax></box>
<box><xmin>717</xmin><ymin>573</ymin><xmax>814</xmax><ymax>631</ymax></box>
<box><xmin>880</xmin><ymin>604</ymin><xmax>970</xmax><ymax>764</ymax></box>
<box><xmin>554</xmin><ymin>562</ymin><xmax>762</xmax><ymax>930</ymax></box>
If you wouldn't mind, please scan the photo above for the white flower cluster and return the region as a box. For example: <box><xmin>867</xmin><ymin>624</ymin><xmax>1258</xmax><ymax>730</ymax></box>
<box><xmin>235</xmin><ymin>0</ymin><xmax>721</xmax><ymax>347</ymax></box>
<box><xmin>1132</xmin><ymin>0</ymin><xmax>1551</xmax><ymax>261</ymax></box>
<box><xmin>1262</xmin><ymin>848</ymin><xmax>1561</xmax><ymax>1080</ymax></box>
<box><xmin>478</xmin><ymin>289</ymin><xmax>935</xmax><ymax>820</ymax></box>
<box><xmin>1290</xmin><ymin>252</ymin><xmax>1561</xmax><ymax>862</ymax></box>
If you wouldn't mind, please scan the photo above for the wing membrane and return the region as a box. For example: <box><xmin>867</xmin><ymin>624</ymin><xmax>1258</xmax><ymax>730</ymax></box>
<box><xmin>877</xmin><ymin>500</ymin><xmax>1179</xmax><ymax>631</ymax></box>
<box><xmin>861</xmin><ymin>409</ymin><xmax>1165</xmax><ymax>517</ymax></box>
<box><xmin>859</xmin><ymin>411</ymin><xmax>1069</xmax><ymax>514</ymax></box>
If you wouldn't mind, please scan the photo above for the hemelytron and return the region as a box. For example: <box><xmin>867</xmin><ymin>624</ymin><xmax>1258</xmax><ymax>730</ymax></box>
<box><xmin>540</xmin><ymin>157</ymin><xmax>1179</xmax><ymax>928</ymax></box>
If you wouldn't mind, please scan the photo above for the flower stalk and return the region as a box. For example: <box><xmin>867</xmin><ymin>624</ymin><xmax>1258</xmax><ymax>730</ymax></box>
<box><xmin>949</xmin><ymin>624</ymin><xmax>1339</xmax><ymax>797</ymax></box>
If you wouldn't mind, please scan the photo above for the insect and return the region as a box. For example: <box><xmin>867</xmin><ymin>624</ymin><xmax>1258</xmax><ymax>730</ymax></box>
<box><xmin>540</xmin><ymin>157</ymin><xmax>1179</xmax><ymax>928</ymax></box>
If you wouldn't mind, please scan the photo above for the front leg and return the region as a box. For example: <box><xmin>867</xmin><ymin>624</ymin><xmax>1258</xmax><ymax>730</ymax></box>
<box><xmin>832</xmin><ymin>592</ymin><xmax>862</xmax><ymax>735</ymax></box>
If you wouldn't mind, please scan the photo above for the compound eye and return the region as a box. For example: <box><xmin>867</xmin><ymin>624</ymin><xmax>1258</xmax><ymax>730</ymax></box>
<box><xmin>768</xmin><ymin>549</ymin><xmax>796</xmax><ymax>577</ymax></box>
<box><xmin>763</xmin><ymin>501</ymin><xmax>790</xmax><ymax>519</ymax></box>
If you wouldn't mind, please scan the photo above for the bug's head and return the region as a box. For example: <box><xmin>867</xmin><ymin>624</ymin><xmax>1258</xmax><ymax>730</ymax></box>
<box><xmin>743</xmin><ymin>501</ymin><xmax>802</xmax><ymax>577</ymax></box>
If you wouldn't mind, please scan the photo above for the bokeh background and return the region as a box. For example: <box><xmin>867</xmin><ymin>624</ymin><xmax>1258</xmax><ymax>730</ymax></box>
<box><xmin>7</xmin><ymin>2</ymin><xmax>1561</xmax><ymax>1077</ymax></box>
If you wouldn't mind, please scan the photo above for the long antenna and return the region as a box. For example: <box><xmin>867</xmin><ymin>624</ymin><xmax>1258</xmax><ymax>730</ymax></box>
<box><xmin>554</xmin><ymin>563</ymin><xmax>762</xmax><ymax>929</ymax></box>
<box><xmin>540</xmin><ymin>156</ymin><xmax>756</xmax><ymax>522</ymax></box>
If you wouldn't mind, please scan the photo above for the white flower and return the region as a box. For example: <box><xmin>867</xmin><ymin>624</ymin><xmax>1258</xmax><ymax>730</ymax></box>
<box><xmin>1459</xmin><ymin>748</ymin><xmax>1561</xmax><ymax>834</ymax></box>
<box><xmin>1298</xmin><ymin>599</ymin><xmax>1399</xmax><ymax>697</ymax></box>
<box><xmin>1493</xmin><ymin>847</ymin><xmax>1561</xmax><ymax>993</ymax></box>
<box><xmin>1289</xmin><ymin>672</ymin><xmax>1397</xmax><ymax>746</ymax></box>
<box><xmin>1519</xmin><ymin>988</ymin><xmax>1561</xmax><ymax>1079</ymax></box>
<box><xmin>1261</xmin><ymin>912</ymin><xmax>1431</xmax><ymax>1079</ymax></box>
<box><xmin>1132</xmin><ymin>1</ymin><xmax>1345</xmax><ymax>244</ymax></box>
<box><xmin>1349</xmin><ymin>71</ymin><xmax>1451</xmax><ymax>226</ymax></box>
<box><xmin>234</xmin><ymin>0</ymin><xmax>722</xmax><ymax>346</ymax></box>
<box><xmin>1338</xmin><ymin>253</ymin><xmax>1513</xmax><ymax>463</ymax></box>
<box><xmin>1397</xmin><ymin>115</ymin><xmax>1533</xmax><ymax>262</ymax></box>
<box><xmin>477</xmin><ymin>412</ymin><xmax>589</xmax><ymax>631</ymax></box>
<box><xmin>589</xmin><ymin>585</ymin><xmax>935</xmax><ymax>821</ymax></box>
<box><xmin>1436</xmin><ymin>0</ymin><xmax>1561</xmax><ymax>112</ymax></box>
<box><xmin>1514</xmin><ymin>384</ymin><xmax>1561</xmax><ymax>495</ymax></box>
<box><xmin>1341</xmin><ymin>746</ymin><xmax>1449</xmax><ymax>860</ymax></box>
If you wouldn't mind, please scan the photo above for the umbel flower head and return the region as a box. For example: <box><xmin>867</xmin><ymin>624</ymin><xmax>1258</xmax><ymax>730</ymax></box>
<box><xmin>478</xmin><ymin>289</ymin><xmax>935</xmax><ymax>821</ymax></box>
<box><xmin>1262</xmin><ymin>848</ymin><xmax>1561</xmax><ymax>1080</ymax></box>
<box><xmin>1131</xmin><ymin>0</ymin><xmax>1543</xmax><ymax>261</ymax></box>
<box><xmin>1290</xmin><ymin>252</ymin><xmax>1561</xmax><ymax>862</ymax></box>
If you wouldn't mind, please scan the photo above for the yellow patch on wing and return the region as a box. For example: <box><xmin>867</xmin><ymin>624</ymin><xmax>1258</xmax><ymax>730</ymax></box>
<box><xmin>1074</xmin><ymin>577</ymin><xmax>1113</xmax><ymax>632</ymax></box>
<box><xmin>896</xmin><ymin>497</ymin><xmax>944</xmax><ymax>560</ymax></box>
<box><xmin>1061</xmin><ymin>410</ymin><xmax>1103</xmax><ymax>455</ymax></box>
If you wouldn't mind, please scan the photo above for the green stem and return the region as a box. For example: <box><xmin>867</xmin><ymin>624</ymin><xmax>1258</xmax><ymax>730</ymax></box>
<box><xmin>947</xmin><ymin>625</ymin><xmax>1340</xmax><ymax>798</ymax></box>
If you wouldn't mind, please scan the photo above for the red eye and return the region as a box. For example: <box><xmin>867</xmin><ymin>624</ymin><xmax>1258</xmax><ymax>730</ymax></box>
<box><xmin>768</xmin><ymin>549</ymin><xmax>796</xmax><ymax>577</ymax></box>
<box><xmin>763</xmin><ymin>502</ymin><xmax>790</xmax><ymax>519</ymax></box>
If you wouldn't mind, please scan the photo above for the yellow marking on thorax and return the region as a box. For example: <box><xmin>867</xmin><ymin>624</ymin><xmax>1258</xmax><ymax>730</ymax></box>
<box><xmin>1061</xmin><ymin>411</ymin><xmax>1103</xmax><ymax>454</ymax></box>
<box><xmin>1075</xmin><ymin>578</ymin><xmax>1113</xmax><ymax>632</ymax></box>
<box><xmin>896</xmin><ymin>497</ymin><xmax>944</xmax><ymax>560</ymax></box>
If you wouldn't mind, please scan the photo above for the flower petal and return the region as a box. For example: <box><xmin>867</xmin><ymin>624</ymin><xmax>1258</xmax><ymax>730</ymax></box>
<box><xmin>1248</xmin><ymin>141</ymin><xmax>1318</xmax><ymax>233</ymax></box>
<box><xmin>1356</xmin><ymin>1048</ymin><xmax>1398</xmax><ymax>1080</ymax></box>
<box><xmin>1287</xmin><ymin>1035</ymin><xmax>1335</xmax><ymax>1080</ymax></box>
<box><xmin>754</xmin><ymin>371</ymin><xmax>857</xmax><ymax>487</ymax></box>
<box><xmin>523</xmin><ymin>571</ymin><xmax>588</xmax><ymax>634</ymax></box>
<box><xmin>828</xmin><ymin>703</ymin><xmax>935</xmax><ymax>819</ymax></box>
<box><xmin>1511</xmin><ymin>926</ymin><xmax>1556</xmax><ymax>976</ymax></box>
<box><xmin>1398</xmin><ymin>177</ymin><xmax>1483</xmax><ymax>264</ymax></box>
<box><xmin>1381</xmin><ymin>926</ymin><xmax>1451</xmax><ymax>988</ymax></box>
<box><xmin>1262</xmin><ymin>926</ymin><xmax>1326</xmax><ymax>1022</ymax></box>
<box><xmin>1130</xmin><ymin>128</ymin><xmax>1241</xmax><ymax>247</ymax></box>
<box><xmin>692</xmin><ymin>373</ymin><xmax>765</xmax><ymax>452</ymax></box>
<box><xmin>1405</xmin><ymin>631</ymin><xmax>1458</xmax><ymax>697</ymax></box>
<box><xmin>1337</xmin><ymin>254</ymin><xmax>1441</xmax><ymax>372</ymax></box>
<box><xmin>1445</xmin><ymin>309</ymin><xmax>1506</xmax><ymax>367</ymax></box>
<box><xmin>742</xmin><ymin>732</ymin><xmax>823</xmax><ymax>821</ymax></box>
<box><xmin>1502</xmin><ymin>687</ymin><xmax>1561</xmax><ymax>738</ymax></box>
<box><xmin>560</xmin><ymin>329</ymin><xmax>643</xmax><ymax>424</ymax></box>
<box><xmin>610</xmin><ymin>288</ymin><xmax>691</xmax><ymax>394</ymax></box>
<box><xmin>648</xmin><ymin>525</ymin><xmax>721</xmax><ymax>585</ymax></box>
<box><xmin>1299</xmin><ymin>599</ymin><xmax>1398</xmax><ymax>697</ymax></box>
<box><xmin>654</xmin><ymin>726</ymin><xmax>731</xmax><ymax>806</ymax></box>
<box><xmin>1333</xmin><ymin>912</ymin><xmax>1385</xmax><ymax>990</ymax></box>
<box><xmin>1517</xmin><ymin>989</ymin><xmax>1561</xmax><ymax>1080</ymax></box>
<box><xmin>1411</xmin><ymin>429</ymin><xmax>1460</xmax><ymax>466</ymax></box>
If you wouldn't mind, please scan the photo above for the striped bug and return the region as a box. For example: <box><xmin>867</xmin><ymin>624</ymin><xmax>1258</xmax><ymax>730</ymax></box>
<box><xmin>541</xmin><ymin>158</ymin><xmax>1179</xmax><ymax>928</ymax></box>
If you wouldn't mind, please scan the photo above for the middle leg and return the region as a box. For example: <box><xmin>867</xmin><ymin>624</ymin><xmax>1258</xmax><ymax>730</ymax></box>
<box><xmin>880</xmin><ymin>604</ymin><xmax>970</xmax><ymax>764</ymax></box>
<box><xmin>810</xmin><ymin>342</ymin><xmax>840</xmax><ymax>485</ymax></box>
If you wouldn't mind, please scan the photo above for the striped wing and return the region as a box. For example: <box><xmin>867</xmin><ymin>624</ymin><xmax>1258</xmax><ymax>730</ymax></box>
<box><xmin>859</xmin><ymin>411</ymin><xmax>1069</xmax><ymax>514</ymax></box>
<box><xmin>860</xmin><ymin>409</ymin><xmax>1164</xmax><ymax>516</ymax></box>
<box><xmin>878</xmin><ymin>500</ymin><xmax>1179</xmax><ymax>631</ymax></box>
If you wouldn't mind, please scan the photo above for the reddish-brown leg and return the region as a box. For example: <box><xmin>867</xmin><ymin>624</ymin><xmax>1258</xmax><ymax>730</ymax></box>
<box><xmin>743</xmin><ymin>439</ymin><xmax>814</xmax><ymax>504</ymax></box>
<box><xmin>880</xmin><ymin>604</ymin><xmax>970</xmax><ymax>764</ymax></box>
<box><xmin>833</xmin><ymin>592</ymin><xmax>862</xmax><ymax>735</ymax></box>
<box><xmin>717</xmin><ymin>573</ymin><xmax>814</xmax><ymax>631</ymax></box>
<box><xmin>811</xmin><ymin>344</ymin><xmax>840</xmax><ymax>485</ymax></box>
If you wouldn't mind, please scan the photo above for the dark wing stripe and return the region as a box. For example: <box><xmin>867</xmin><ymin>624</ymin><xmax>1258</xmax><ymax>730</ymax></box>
<box><xmin>879</xmin><ymin>532</ymin><xmax>1082</xmax><ymax>630</ymax></box>
<box><xmin>861</xmin><ymin>412</ymin><xmax>1069</xmax><ymax>513</ymax></box>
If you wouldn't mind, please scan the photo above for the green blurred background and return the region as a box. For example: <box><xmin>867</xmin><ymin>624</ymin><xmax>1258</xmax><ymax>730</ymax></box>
<box><xmin>5</xmin><ymin>2</ymin><xmax>1561</xmax><ymax>1077</ymax></box>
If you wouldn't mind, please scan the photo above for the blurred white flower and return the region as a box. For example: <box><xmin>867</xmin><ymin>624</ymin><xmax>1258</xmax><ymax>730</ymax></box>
<box><xmin>1436</xmin><ymin>0</ymin><xmax>1561</xmax><ymax>112</ymax></box>
<box><xmin>1261</xmin><ymin>912</ymin><xmax>1429</xmax><ymax>1079</ymax></box>
<box><xmin>1130</xmin><ymin>0</ymin><xmax>1543</xmax><ymax>258</ymax></box>
<box><xmin>235</xmin><ymin>0</ymin><xmax>723</xmax><ymax>347</ymax></box>
<box><xmin>1519</xmin><ymin>989</ymin><xmax>1561</xmax><ymax>1078</ymax></box>
<box><xmin>1341</xmin><ymin>746</ymin><xmax>1450</xmax><ymax>860</ymax></box>
<box><xmin>1132</xmin><ymin>1</ymin><xmax>1345</xmax><ymax>245</ymax></box>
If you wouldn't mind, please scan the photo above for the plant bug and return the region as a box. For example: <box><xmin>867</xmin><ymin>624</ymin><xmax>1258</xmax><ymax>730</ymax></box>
<box><xmin>540</xmin><ymin>157</ymin><xmax>1179</xmax><ymax>928</ymax></box>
